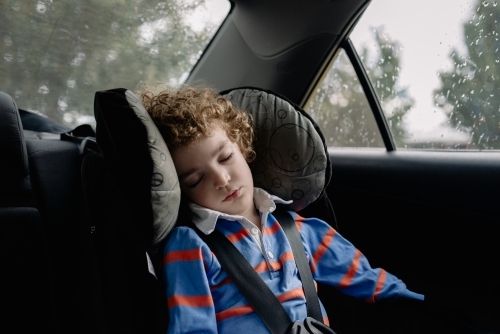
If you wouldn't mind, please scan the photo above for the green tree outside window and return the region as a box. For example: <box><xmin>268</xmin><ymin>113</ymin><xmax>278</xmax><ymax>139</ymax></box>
<box><xmin>0</xmin><ymin>0</ymin><xmax>228</xmax><ymax>126</ymax></box>
<box><xmin>434</xmin><ymin>0</ymin><xmax>500</xmax><ymax>149</ymax></box>
<box><xmin>306</xmin><ymin>28</ymin><xmax>412</xmax><ymax>148</ymax></box>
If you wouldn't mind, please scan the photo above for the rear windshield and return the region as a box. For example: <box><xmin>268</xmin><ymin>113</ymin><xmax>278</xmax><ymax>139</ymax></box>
<box><xmin>1</xmin><ymin>0</ymin><xmax>230</xmax><ymax>127</ymax></box>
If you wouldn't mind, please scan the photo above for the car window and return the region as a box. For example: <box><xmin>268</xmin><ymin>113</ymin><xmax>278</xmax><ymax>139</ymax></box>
<box><xmin>305</xmin><ymin>49</ymin><xmax>385</xmax><ymax>148</ymax></box>
<box><xmin>1</xmin><ymin>0</ymin><xmax>230</xmax><ymax>128</ymax></box>
<box><xmin>350</xmin><ymin>0</ymin><xmax>500</xmax><ymax>150</ymax></box>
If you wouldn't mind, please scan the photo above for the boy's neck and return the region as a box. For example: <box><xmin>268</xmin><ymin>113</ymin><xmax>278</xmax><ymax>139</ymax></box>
<box><xmin>248</xmin><ymin>207</ymin><xmax>261</xmax><ymax>230</ymax></box>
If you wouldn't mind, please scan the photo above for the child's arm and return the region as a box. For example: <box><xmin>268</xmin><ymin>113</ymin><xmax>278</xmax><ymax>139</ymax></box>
<box><xmin>163</xmin><ymin>227</ymin><xmax>219</xmax><ymax>333</ymax></box>
<box><xmin>289</xmin><ymin>212</ymin><xmax>424</xmax><ymax>302</ymax></box>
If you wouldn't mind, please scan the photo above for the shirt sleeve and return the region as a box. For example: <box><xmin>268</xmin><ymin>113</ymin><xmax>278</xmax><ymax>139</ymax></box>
<box><xmin>163</xmin><ymin>227</ymin><xmax>219</xmax><ymax>333</ymax></box>
<box><xmin>290</xmin><ymin>212</ymin><xmax>424</xmax><ymax>303</ymax></box>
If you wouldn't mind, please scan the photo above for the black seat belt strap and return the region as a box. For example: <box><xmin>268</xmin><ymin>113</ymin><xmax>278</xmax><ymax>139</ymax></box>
<box><xmin>273</xmin><ymin>208</ymin><xmax>323</xmax><ymax>322</ymax></box>
<box><xmin>196</xmin><ymin>228</ymin><xmax>291</xmax><ymax>334</ymax></box>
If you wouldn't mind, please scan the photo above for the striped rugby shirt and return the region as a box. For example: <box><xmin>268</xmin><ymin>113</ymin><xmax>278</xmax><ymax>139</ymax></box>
<box><xmin>163</xmin><ymin>188</ymin><xmax>423</xmax><ymax>333</ymax></box>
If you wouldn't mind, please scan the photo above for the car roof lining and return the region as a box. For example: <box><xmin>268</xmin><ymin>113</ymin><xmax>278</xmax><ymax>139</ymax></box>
<box><xmin>189</xmin><ymin>0</ymin><xmax>370</xmax><ymax>104</ymax></box>
<box><xmin>230</xmin><ymin>0</ymin><xmax>369</xmax><ymax>57</ymax></box>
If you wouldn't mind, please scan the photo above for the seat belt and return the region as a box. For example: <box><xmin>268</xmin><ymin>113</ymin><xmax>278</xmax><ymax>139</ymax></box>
<box><xmin>273</xmin><ymin>208</ymin><xmax>323</xmax><ymax>321</ymax></box>
<box><xmin>193</xmin><ymin>209</ymin><xmax>331</xmax><ymax>334</ymax></box>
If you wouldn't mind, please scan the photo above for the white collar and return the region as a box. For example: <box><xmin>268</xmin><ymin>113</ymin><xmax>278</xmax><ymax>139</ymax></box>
<box><xmin>189</xmin><ymin>187</ymin><xmax>292</xmax><ymax>235</ymax></box>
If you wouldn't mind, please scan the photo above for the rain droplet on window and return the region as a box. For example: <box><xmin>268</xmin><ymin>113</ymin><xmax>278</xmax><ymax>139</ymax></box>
<box><xmin>36</xmin><ymin>3</ymin><xmax>47</xmax><ymax>14</ymax></box>
<box><xmin>106</xmin><ymin>50</ymin><xmax>118</xmax><ymax>62</ymax></box>
<box><xmin>4</xmin><ymin>36</ymin><xmax>13</xmax><ymax>46</ymax></box>
<box><xmin>63</xmin><ymin>112</ymin><xmax>73</xmax><ymax>124</ymax></box>
<box><xmin>4</xmin><ymin>53</ymin><xmax>13</xmax><ymax>62</ymax></box>
<box><xmin>70</xmin><ymin>52</ymin><xmax>86</xmax><ymax>66</ymax></box>
<box><xmin>149</xmin><ymin>45</ymin><xmax>159</xmax><ymax>55</ymax></box>
<box><xmin>38</xmin><ymin>85</ymin><xmax>49</xmax><ymax>94</ymax></box>
<box><xmin>58</xmin><ymin>99</ymin><xmax>68</xmax><ymax>111</ymax></box>
<box><xmin>67</xmin><ymin>78</ymin><xmax>76</xmax><ymax>88</ymax></box>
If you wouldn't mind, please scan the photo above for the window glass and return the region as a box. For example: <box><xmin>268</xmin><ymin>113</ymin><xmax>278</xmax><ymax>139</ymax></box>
<box><xmin>1</xmin><ymin>0</ymin><xmax>230</xmax><ymax>127</ymax></box>
<box><xmin>305</xmin><ymin>49</ymin><xmax>385</xmax><ymax>148</ymax></box>
<box><xmin>351</xmin><ymin>0</ymin><xmax>500</xmax><ymax>149</ymax></box>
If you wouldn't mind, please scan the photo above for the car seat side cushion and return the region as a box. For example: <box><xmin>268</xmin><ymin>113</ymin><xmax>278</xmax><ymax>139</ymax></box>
<box><xmin>94</xmin><ymin>88</ymin><xmax>180</xmax><ymax>248</ymax></box>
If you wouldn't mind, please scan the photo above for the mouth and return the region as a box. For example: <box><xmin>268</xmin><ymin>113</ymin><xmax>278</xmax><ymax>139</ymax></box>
<box><xmin>223</xmin><ymin>188</ymin><xmax>240</xmax><ymax>202</ymax></box>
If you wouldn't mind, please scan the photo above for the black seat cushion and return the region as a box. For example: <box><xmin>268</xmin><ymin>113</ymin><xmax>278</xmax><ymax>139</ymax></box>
<box><xmin>0</xmin><ymin>91</ymin><xmax>31</xmax><ymax>206</ymax></box>
<box><xmin>0</xmin><ymin>207</ymin><xmax>56</xmax><ymax>332</ymax></box>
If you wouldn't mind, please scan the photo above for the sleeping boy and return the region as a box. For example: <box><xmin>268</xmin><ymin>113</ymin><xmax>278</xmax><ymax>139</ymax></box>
<box><xmin>140</xmin><ymin>85</ymin><xmax>424</xmax><ymax>334</ymax></box>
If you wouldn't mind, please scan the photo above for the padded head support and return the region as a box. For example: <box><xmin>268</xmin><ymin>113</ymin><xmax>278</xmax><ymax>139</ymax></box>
<box><xmin>0</xmin><ymin>91</ymin><xmax>28</xmax><ymax>188</ymax></box>
<box><xmin>222</xmin><ymin>88</ymin><xmax>330</xmax><ymax>212</ymax></box>
<box><xmin>93</xmin><ymin>87</ymin><xmax>330</xmax><ymax>245</ymax></box>
<box><xmin>94</xmin><ymin>88</ymin><xmax>180</xmax><ymax>248</ymax></box>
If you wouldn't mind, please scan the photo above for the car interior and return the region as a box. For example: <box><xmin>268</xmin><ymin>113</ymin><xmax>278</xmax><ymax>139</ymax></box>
<box><xmin>1</xmin><ymin>0</ymin><xmax>499</xmax><ymax>333</ymax></box>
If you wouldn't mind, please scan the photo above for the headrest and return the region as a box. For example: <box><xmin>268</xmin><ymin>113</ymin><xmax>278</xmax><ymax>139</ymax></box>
<box><xmin>0</xmin><ymin>91</ymin><xmax>29</xmax><ymax>190</ymax></box>
<box><xmin>19</xmin><ymin>109</ymin><xmax>72</xmax><ymax>134</ymax></box>
<box><xmin>94</xmin><ymin>88</ymin><xmax>180</xmax><ymax>248</ymax></box>
<box><xmin>222</xmin><ymin>87</ymin><xmax>330</xmax><ymax>212</ymax></box>
<box><xmin>93</xmin><ymin>87</ymin><xmax>329</xmax><ymax>245</ymax></box>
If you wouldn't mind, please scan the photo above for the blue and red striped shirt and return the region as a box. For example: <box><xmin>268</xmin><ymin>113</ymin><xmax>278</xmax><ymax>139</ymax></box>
<box><xmin>162</xmin><ymin>188</ymin><xmax>423</xmax><ymax>333</ymax></box>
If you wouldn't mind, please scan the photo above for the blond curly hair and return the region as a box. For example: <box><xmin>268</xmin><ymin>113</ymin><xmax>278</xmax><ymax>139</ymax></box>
<box><xmin>139</xmin><ymin>84</ymin><xmax>256</xmax><ymax>162</ymax></box>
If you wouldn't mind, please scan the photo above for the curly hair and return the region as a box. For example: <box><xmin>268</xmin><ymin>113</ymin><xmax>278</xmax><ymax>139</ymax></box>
<box><xmin>139</xmin><ymin>84</ymin><xmax>255</xmax><ymax>162</ymax></box>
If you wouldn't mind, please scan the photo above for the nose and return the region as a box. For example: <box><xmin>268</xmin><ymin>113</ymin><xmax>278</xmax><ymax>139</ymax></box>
<box><xmin>214</xmin><ymin>167</ymin><xmax>230</xmax><ymax>189</ymax></box>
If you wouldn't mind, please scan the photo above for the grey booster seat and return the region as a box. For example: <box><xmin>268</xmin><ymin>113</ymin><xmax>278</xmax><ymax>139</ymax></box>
<box><xmin>82</xmin><ymin>86</ymin><xmax>336</xmax><ymax>333</ymax></box>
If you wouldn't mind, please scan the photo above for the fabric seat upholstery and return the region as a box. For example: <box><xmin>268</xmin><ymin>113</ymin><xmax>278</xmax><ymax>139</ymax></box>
<box><xmin>0</xmin><ymin>91</ymin><xmax>32</xmax><ymax>206</ymax></box>
<box><xmin>0</xmin><ymin>91</ymin><xmax>56</xmax><ymax>333</ymax></box>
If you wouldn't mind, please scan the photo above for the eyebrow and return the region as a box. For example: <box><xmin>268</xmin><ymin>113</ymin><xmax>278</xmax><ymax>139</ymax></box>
<box><xmin>178</xmin><ymin>139</ymin><xmax>229</xmax><ymax>181</ymax></box>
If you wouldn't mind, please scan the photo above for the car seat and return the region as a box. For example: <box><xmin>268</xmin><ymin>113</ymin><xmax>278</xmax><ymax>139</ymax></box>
<box><xmin>84</xmin><ymin>85</ymin><xmax>496</xmax><ymax>334</ymax></box>
<box><xmin>0</xmin><ymin>91</ymin><xmax>57</xmax><ymax>332</ymax></box>
<box><xmin>23</xmin><ymin>109</ymin><xmax>91</xmax><ymax>334</ymax></box>
<box><xmin>1</xmin><ymin>89</ymin><xmax>100</xmax><ymax>332</ymax></box>
<box><xmin>83</xmin><ymin>86</ymin><xmax>340</xmax><ymax>333</ymax></box>
<box><xmin>80</xmin><ymin>88</ymin><xmax>180</xmax><ymax>334</ymax></box>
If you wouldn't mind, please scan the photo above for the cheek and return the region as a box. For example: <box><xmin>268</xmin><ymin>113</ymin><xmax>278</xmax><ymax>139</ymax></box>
<box><xmin>238</xmin><ymin>159</ymin><xmax>253</xmax><ymax>180</ymax></box>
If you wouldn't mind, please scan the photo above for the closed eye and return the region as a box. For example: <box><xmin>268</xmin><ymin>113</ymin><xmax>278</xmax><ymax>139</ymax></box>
<box><xmin>220</xmin><ymin>152</ymin><xmax>233</xmax><ymax>163</ymax></box>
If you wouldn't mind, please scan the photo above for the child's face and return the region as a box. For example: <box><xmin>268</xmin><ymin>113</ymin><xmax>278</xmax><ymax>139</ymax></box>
<box><xmin>171</xmin><ymin>127</ymin><xmax>256</xmax><ymax>220</ymax></box>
